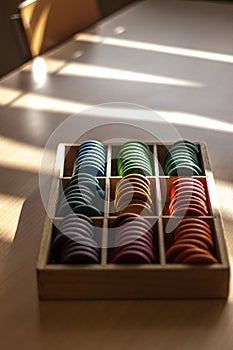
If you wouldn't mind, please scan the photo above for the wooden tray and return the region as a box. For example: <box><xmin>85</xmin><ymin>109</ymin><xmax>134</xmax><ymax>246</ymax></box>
<box><xmin>37</xmin><ymin>142</ymin><xmax>230</xmax><ymax>299</ymax></box>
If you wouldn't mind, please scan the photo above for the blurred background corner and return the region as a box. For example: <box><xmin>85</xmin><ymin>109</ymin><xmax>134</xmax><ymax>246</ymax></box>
<box><xmin>0</xmin><ymin>0</ymin><xmax>136</xmax><ymax>79</ymax></box>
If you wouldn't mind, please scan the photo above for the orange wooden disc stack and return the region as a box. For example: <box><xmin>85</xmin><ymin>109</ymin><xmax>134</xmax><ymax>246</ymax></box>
<box><xmin>166</xmin><ymin>218</ymin><xmax>218</xmax><ymax>264</ymax></box>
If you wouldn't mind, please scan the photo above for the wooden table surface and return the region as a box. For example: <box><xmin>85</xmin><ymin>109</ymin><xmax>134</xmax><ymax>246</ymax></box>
<box><xmin>1</xmin><ymin>0</ymin><xmax>233</xmax><ymax>349</ymax></box>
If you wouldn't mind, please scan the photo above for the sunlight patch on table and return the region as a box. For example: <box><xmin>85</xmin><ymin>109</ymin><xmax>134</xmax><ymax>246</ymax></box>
<box><xmin>0</xmin><ymin>135</ymin><xmax>53</xmax><ymax>173</ymax></box>
<box><xmin>12</xmin><ymin>93</ymin><xmax>88</xmax><ymax>114</ymax></box>
<box><xmin>0</xmin><ymin>193</ymin><xmax>26</xmax><ymax>243</ymax></box>
<box><xmin>0</xmin><ymin>86</ymin><xmax>23</xmax><ymax>106</ymax></box>
<box><xmin>75</xmin><ymin>33</ymin><xmax>233</xmax><ymax>64</ymax></box>
<box><xmin>22</xmin><ymin>57</ymin><xmax>67</xmax><ymax>74</ymax></box>
<box><xmin>58</xmin><ymin>62</ymin><xmax>202</xmax><ymax>87</ymax></box>
<box><xmin>157</xmin><ymin>111</ymin><xmax>233</xmax><ymax>133</ymax></box>
<box><xmin>11</xmin><ymin>95</ymin><xmax>233</xmax><ymax>134</ymax></box>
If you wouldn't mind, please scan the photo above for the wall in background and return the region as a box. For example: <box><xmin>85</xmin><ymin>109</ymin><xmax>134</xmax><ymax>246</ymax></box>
<box><xmin>98</xmin><ymin>0</ymin><xmax>136</xmax><ymax>17</ymax></box>
<box><xmin>0</xmin><ymin>1</ymin><xmax>31</xmax><ymax>78</ymax></box>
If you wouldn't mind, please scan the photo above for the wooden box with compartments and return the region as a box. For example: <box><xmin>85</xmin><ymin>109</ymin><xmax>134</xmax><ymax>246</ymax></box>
<box><xmin>37</xmin><ymin>141</ymin><xmax>230</xmax><ymax>299</ymax></box>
